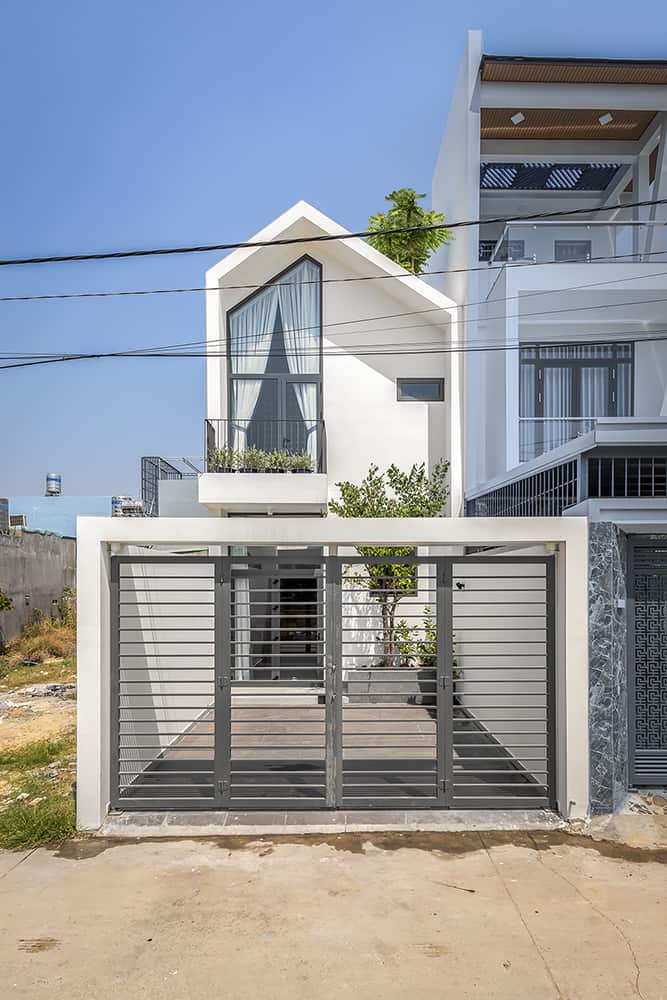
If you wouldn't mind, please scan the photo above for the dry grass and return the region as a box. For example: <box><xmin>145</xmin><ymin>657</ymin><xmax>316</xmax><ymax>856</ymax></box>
<box><xmin>3</xmin><ymin>617</ymin><xmax>76</xmax><ymax>667</ymax></box>
<box><xmin>0</xmin><ymin>655</ymin><xmax>76</xmax><ymax>693</ymax></box>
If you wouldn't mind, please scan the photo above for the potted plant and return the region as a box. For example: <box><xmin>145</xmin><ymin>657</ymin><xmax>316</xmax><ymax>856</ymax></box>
<box><xmin>209</xmin><ymin>446</ymin><xmax>236</xmax><ymax>473</ymax></box>
<box><xmin>290</xmin><ymin>451</ymin><xmax>314</xmax><ymax>473</ymax></box>
<box><xmin>267</xmin><ymin>449</ymin><xmax>290</xmax><ymax>473</ymax></box>
<box><xmin>239</xmin><ymin>446</ymin><xmax>268</xmax><ymax>473</ymax></box>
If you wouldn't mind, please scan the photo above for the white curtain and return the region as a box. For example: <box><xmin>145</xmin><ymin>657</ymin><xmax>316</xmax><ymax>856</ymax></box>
<box><xmin>292</xmin><ymin>382</ymin><xmax>319</xmax><ymax>463</ymax></box>
<box><xmin>277</xmin><ymin>259</ymin><xmax>320</xmax><ymax>376</ymax></box>
<box><xmin>231</xmin><ymin>380</ymin><xmax>262</xmax><ymax>452</ymax></box>
<box><xmin>229</xmin><ymin>284</ymin><xmax>279</xmax><ymax>449</ymax></box>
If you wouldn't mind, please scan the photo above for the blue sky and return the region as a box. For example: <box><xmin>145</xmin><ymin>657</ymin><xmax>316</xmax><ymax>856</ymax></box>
<box><xmin>2</xmin><ymin>0</ymin><xmax>667</xmax><ymax>495</ymax></box>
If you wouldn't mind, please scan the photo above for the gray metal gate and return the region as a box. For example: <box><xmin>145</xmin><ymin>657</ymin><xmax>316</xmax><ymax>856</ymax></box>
<box><xmin>111</xmin><ymin>553</ymin><xmax>555</xmax><ymax>811</ymax></box>
<box><xmin>629</xmin><ymin>541</ymin><xmax>667</xmax><ymax>786</ymax></box>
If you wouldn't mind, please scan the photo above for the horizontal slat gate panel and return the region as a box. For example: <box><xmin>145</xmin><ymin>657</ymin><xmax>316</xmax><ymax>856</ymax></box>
<box><xmin>450</xmin><ymin>559</ymin><xmax>552</xmax><ymax>808</ymax></box>
<box><xmin>339</xmin><ymin>559</ymin><xmax>442</xmax><ymax>808</ymax></box>
<box><xmin>227</xmin><ymin>557</ymin><xmax>328</xmax><ymax>809</ymax></box>
<box><xmin>112</xmin><ymin>558</ymin><xmax>220</xmax><ymax>809</ymax></box>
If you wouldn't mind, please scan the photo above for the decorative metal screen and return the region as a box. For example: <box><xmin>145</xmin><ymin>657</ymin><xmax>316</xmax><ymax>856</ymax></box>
<box><xmin>631</xmin><ymin>543</ymin><xmax>667</xmax><ymax>785</ymax></box>
<box><xmin>111</xmin><ymin>554</ymin><xmax>556</xmax><ymax>811</ymax></box>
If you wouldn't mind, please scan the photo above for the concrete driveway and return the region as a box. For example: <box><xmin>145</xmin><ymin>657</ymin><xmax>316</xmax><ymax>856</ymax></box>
<box><xmin>1</xmin><ymin>828</ymin><xmax>666</xmax><ymax>1000</ymax></box>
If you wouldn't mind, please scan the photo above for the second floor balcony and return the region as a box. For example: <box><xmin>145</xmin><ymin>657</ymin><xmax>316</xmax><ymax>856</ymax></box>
<box><xmin>200</xmin><ymin>418</ymin><xmax>329</xmax><ymax>513</ymax></box>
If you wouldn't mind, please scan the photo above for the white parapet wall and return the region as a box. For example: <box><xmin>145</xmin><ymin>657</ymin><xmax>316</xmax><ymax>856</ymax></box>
<box><xmin>76</xmin><ymin>515</ymin><xmax>589</xmax><ymax>828</ymax></box>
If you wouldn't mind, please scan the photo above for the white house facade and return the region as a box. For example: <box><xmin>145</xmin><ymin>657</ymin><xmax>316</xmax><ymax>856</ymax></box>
<box><xmin>431</xmin><ymin>32</ymin><xmax>667</xmax><ymax>809</ymax></box>
<box><xmin>76</xmin><ymin>201</ymin><xmax>592</xmax><ymax>830</ymax></box>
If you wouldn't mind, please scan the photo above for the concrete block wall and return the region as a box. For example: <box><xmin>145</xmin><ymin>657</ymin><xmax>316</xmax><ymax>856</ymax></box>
<box><xmin>0</xmin><ymin>530</ymin><xmax>76</xmax><ymax>647</ymax></box>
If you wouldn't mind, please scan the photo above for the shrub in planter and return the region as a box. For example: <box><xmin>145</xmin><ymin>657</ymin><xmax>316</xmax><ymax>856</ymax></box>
<box><xmin>267</xmin><ymin>449</ymin><xmax>290</xmax><ymax>473</ymax></box>
<box><xmin>239</xmin><ymin>446</ymin><xmax>268</xmax><ymax>472</ymax></box>
<box><xmin>290</xmin><ymin>451</ymin><xmax>314</xmax><ymax>473</ymax></box>
<box><xmin>209</xmin><ymin>446</ymin><xmax>237</xmax><ymax>473</ymax></box>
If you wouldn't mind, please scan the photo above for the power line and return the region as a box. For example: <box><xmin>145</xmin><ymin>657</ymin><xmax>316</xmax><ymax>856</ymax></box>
<box><xmin>5</xmin><ymin>322</ymin><xmax>667</xmax><ymax>371</ymax></box>
<box><xmin>1</xmin><ymin>246</ymin><xmax>667</xmax><ymax>303</ymax></box>
<box><xmin>3</xmin><ymin>281</ymin><xmax>667</xmax><ymax>366</ymax></box>
<box><xmin>1</xmin><ymin>197</ymin><xmax>665</xmax><ymax>268</ymax></box>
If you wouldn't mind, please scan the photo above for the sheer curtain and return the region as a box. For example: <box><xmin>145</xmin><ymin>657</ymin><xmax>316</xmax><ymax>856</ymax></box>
<box><xmin>543</xmin><ymin>366</ymin><xmax>574</xmax><ymax>453</ymax></box>
<box><xmin>278</xmin><ymin>259</ymin><xmax>321</xmax><ymax>462</ymax></box>
<box><xmin>229</xmin><ymin>284</ymin><xmax>279</xmax><ymax>449</ymax></box>
<box><xmin>277</xmin><ymin>259</ymin><xmax>321</xmax><ymax>375</ymax></box>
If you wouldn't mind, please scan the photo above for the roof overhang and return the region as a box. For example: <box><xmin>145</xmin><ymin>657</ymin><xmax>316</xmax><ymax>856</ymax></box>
<box><xmin>481</xmin><ymin>55</ymin><xmax>667</xmax><ymax>86</ymax></box>
<box><xmin>205</xmin><ymin>200</ymin><xmax>458</xmax><ymax>315</ymax></box>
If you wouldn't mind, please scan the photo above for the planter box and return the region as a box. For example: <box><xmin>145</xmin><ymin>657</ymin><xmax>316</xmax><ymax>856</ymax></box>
<box><xmin>345</xmin><ymin>667</ymin><xmax>436</xmax><ymax>705</ymax></box>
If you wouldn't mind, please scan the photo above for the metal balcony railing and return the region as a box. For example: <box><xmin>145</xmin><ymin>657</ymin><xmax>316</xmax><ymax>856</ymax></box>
<box><xmin>205</xmin><ymin>419</ymin><xmax>326</xmax><ymax>473</ymax></box>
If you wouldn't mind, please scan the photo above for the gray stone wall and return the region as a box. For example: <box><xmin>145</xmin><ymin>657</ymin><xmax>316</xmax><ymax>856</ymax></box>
<box><xmin>588</xmin><ymin>522</ymin><xmax>628</xmax><ymax>813</ymax></box>
<box><xmin>0</xmin><ymin>530</ymin><xmax>76</xmax><ymax>648</ymax></box>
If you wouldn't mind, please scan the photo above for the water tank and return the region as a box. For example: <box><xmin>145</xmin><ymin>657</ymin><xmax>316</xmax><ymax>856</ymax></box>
<box><xmin>45</xmin><ymin>473</ymin><xmax>62</xmax><ymax>496</ymax></box>
<box><xmin>112</xmin><ymin>496</ymin><xmax>145</xmax><ymax>517</ymax></box>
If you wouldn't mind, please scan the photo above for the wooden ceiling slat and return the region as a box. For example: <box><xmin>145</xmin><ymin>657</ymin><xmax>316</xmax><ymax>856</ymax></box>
<box><xmin>481</xmin><ymin>59</ymin><xmax>667</xmax><ymax>86</ymax></box>
<box><xmin>481</xmin><ymin>108</ymin><xmax>656</xmax><ymax>141</ymax></box>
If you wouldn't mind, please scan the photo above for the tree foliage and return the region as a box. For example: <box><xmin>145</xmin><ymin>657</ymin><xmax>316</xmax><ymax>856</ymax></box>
<box><xmin>0</xmin><ymin>588</ymin><xmax>13</xmax><ymax>612</ymax></box>
<box><xmin>366</xmin><ymin>188</ymin><xmax>452</xmax><ymax>275</ymax></box>
<box><xmin>329</xmin><ymin>462</ymin><xmax>449</xmax><ymax>664</ymax></box>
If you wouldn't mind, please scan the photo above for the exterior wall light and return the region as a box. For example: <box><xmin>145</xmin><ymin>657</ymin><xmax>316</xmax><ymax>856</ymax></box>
<box><xmin>510</xmin><ymin>111</ymin><xmax>525</xmax><ymax>125</ymax></box>
<box><xmin>598</xmin><ymin>113</ymin><xmax>614</xmax><ymax>126</ymax></box>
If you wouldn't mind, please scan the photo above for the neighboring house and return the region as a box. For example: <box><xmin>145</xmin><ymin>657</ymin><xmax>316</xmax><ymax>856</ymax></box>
<box><xmin>430</xmin><ymin>31</ymin><xmax>667</xmax><ymax>808</ymax></box>
<box><xmin>77</xmin><ymin>200</ymin><xmax>591</xmax><ymax>830</ymax></box>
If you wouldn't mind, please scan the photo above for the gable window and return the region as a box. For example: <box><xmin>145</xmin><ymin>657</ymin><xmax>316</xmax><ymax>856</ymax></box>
<box><xmin>228</xmin><ymin>256</ymin><xmax>322</xmax><ymax>464</ymax></box>
<box><xmin>519</xmin><ymin>343</ymin><xmax>633</xmax><ymax>461</ymax></box>
<box><xmin>397</xmin><ymin>378</ymin><xmax>445</xmax><ymax>402</ymax></box>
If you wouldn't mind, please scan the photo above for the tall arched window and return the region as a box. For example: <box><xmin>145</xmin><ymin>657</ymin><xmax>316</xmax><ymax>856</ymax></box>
<box><xmin>227</xmin><ymin>256</ymin><xmax>322</xmax><ymax>463</ymax></box>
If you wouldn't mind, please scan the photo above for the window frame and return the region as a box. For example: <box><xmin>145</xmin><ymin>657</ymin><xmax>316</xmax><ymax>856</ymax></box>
<box><xmin>396</xmin><ymin>377</ymin><xmax>445</xmax><ymax>403</ymax></box>
<box><xmin>554</xmin><ymin>240</ymin><xmax>592</xmax><ymax>262</ymax></box>
<box><xmin>226</xmin><ymin>254</ymin><xmax>324</xmax><ymax>425</ymax></box>
<box><xmin>519</xmin><ymin>343</ymin><xmax>634</xmax><ymax>420</ymax></box>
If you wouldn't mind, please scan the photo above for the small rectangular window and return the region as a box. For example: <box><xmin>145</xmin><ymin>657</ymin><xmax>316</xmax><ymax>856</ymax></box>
<box><xmin>554</xmin><ymin>240</ymin><xmax>591</xmax><ymax>262</ymax></box>
<box><xmin>397</xmin><ymin>378</ymin><xmax>445</xmax><ymax>402</ymax></box>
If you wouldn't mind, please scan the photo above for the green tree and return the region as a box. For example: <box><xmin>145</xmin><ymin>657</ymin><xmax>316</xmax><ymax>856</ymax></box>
<box><xmin>0</xmin><ymin>588</ymin><xmax>12</xmax><ymax>612</ymax></box>
<box><xmin>329</xmin><ymin>461</ymin><xmax>449</xmax><ymax>665</ymax></box>
<box><xmin>366</xmin><ymin>188</ymin><xmax>452</xmax><ymax>275</ymax></box>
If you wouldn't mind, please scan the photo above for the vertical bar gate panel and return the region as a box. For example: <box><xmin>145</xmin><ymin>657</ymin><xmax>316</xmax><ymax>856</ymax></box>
<box><xmin>225</xmin><ymin>553</ymin><xmax>328</xmax><ymax>809</ymax></box>
<box><xmin>630</xmin><ymin>542</ymin><xmax>667</xmax><ymax>786</ymax></box>
<box><xmin>111</xmin><ymin>556</ymin><xmax>221</xmax><ymax>810</ymax></box>
<box><xmin>339</xmin><ymin>556</ymin><xmax>445</xmax><ymax>809</ymax></box>
<box><xmin>449</xmin><ymin>556</ymin><xmax>554</xmax><ymax>809</ymax></box>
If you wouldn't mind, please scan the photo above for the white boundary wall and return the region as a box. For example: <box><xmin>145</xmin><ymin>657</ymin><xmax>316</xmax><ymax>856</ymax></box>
<box><xmin>77</xmin><ymin>515</ymin><xmax>589</xmax><ymax>829</ymax></box>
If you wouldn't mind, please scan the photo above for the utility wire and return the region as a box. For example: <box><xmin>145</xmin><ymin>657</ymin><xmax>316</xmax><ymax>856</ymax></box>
<box><xmin>3</xmin><ymin>276</ymin><xmax>667</xmax><ymax>366</ymax></box>
<box><xmin>3</xmin><ymin>284</ymin><xmax>667</xmax><ymax>364</ymax></box>
<box><xmin>1</xmin><ymin>246</ymin><xmax>667</xmax><ymax>303</ymax></box>
<box><xmin>6</xmin><ymin>323</ymin><xmax>667</xmax><ymax>371</ymax></box>
<box><xmin>0</xmin><ymin>197</ymin><xmax>665</xmax><ymax>268</ymax></box>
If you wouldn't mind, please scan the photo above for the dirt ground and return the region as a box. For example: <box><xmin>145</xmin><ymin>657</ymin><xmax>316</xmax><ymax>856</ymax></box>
<box><xmin>1</xmin><ymin>827</ymin><xmax>666</xmax><ymax>1000</ymax></box>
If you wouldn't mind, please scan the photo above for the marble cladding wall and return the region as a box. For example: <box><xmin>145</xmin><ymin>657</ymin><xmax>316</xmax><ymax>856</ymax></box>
<box><xmin>588</xmin><ymin>522</ymin><xmax>628</xmax><ymax>813</ymax></box>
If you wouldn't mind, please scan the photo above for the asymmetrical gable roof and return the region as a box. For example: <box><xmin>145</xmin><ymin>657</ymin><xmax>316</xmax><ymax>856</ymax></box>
<box><xmin>206</xmin><ymin>200</ymin><xmax>457</xmax><ymax>314</ymax></box>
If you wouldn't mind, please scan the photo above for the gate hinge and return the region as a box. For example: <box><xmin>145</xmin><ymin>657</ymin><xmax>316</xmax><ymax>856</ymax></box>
<box><xmin>441</xmin><ymin>778</ymin><xmax>449</xmax><ymax>793</ymax></box>
<box><xmin>218</xmin><ymin>779</ymin><xmax>230</xmax><ymax>794</ymax></box>
<box><xmin>440</xmin><ymin>675</ymin><xmax>448</xmax><ymax>689</ymax></box>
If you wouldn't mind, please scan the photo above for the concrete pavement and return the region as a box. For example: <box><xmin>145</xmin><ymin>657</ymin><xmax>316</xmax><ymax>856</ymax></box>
<box><xmin>1</xmin><ymin>826</ymin><xmax>666</xmax><ymax>999</ymax></box>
